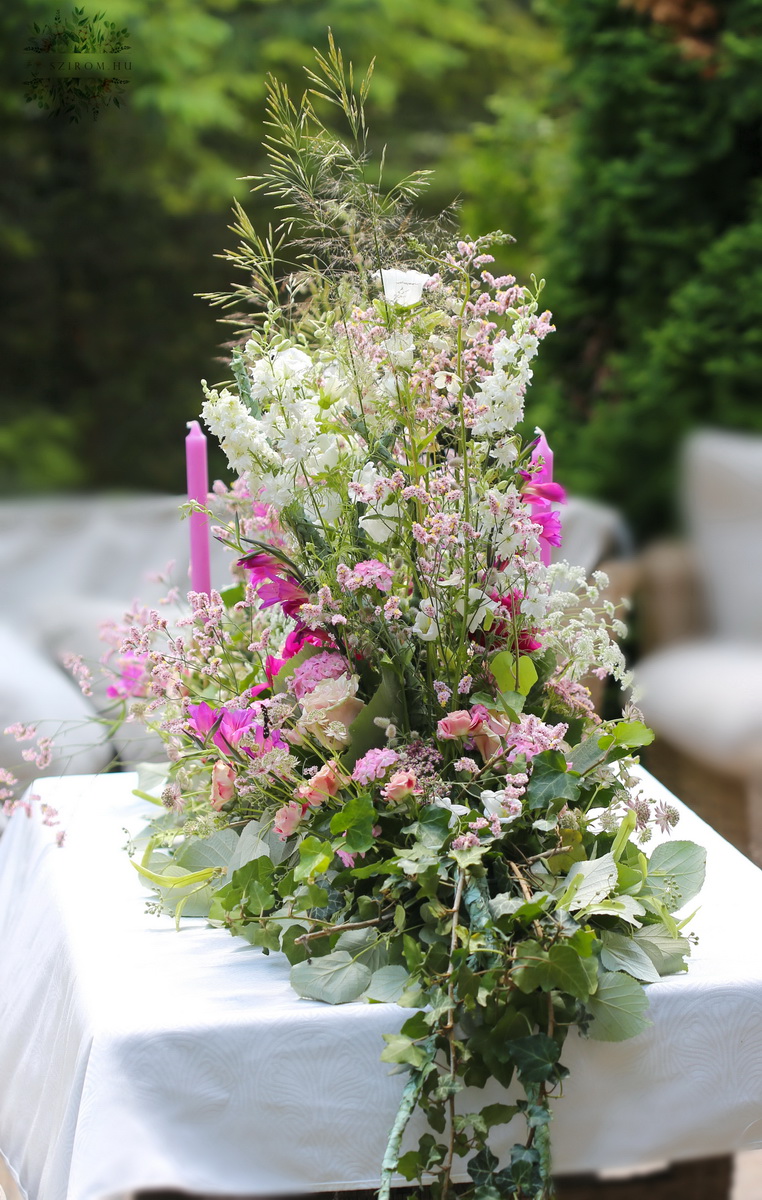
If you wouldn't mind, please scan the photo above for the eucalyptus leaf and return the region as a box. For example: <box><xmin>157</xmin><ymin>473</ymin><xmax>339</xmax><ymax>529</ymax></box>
<box><xmin>290</xmin><ymin>951</ymin><xmax>372</xmax><ymax>1004</ymax></box>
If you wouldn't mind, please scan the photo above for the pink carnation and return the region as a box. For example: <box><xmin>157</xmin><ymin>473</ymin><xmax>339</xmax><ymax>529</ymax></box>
<box><xmin>352</xmin><ymin>747</ymin><xmax>400</xmax><ymax>785</ymax></box>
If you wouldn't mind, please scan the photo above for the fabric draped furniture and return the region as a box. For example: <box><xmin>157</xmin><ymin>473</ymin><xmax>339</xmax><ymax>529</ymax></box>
<box><xmin>635</xmin><ymin>429</ymin><xmax>762</xmax><ymax>862</ymax></box>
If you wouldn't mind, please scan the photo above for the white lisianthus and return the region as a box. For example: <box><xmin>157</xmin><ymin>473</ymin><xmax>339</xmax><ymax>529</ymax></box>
<box><xmin>360</xmin><ymin>499</ymin><xmax>402</xmax><ymax>544</ymax></box>
<box><xmin>480</xmin><ymin>789</ymin><xmax>523</xmax><ymax>823</ymax></box>
<box><xmin>411</xmin><ymin>601</ymin><xmax>439</xmax><ymax>642</ymax></box>
<box><xmin>431</xmin><ymin>795</ymin><xmax>470</xmax><ymax>827</ymax></box>
<box><xmin>373</xmin><ymin>268</ymin><xmax>433</xmax><ymax>307</ymax></box>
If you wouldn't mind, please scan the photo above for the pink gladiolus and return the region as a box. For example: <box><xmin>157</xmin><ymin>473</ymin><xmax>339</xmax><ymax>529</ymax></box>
<box><xmin>239</xmin><ymin>552</ymin><xmax>309</xmax><ymax>619</ymax></box>
<box><xmin>382</xmin><ymin>769</ymin><xmax>419</xmax><ymax>803</ymax></box>
<box><xmin>296</xmin><ymin>759</ymin><xmax>345</xmax><ymax>807</ymax></box>
<box><xmin>211</xmin><ymin>760</ymin><xmax>236</xmax><ymax>809</ymax></box>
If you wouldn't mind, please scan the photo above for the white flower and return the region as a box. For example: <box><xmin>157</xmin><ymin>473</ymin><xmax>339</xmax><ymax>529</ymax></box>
<box><xmin>298</xmin><ymin>673</ymin><xmax>364</xmax><ymax>748</ymax></box>
<box><xmin>455</xmin><ymin>588</ymin><xmax>497</xmax><ymax>633</ymax></box>
<box><xmin>481</xmin><ymin>789</ymin><xmax>522</xmax><ymax>823</ymax></box>
<box><xmin>384</xmin><ymin>331</ymin><xmax>416</xmax><ymax>368</ymax></box>
<box><xmin>373</xmin><ymin>268</ymin><xmax>433</xmax><ymax>307</ymax></box>
<box><xmin>432</xmin><ymin>795</ymin><xmax>470</xmax><ymax>827</ymax></box>
<box><xmin>360</xmin><ymin>499</ymin><xmax>402</xmax><ymax>543</ymax></box>
<box><xmin>411</xmin><ymin>604</ymin><xmax>439</xmax><ymax>642</ymax></box>
<box><xmin>490</xmin><ymin>438</ymin><xmax>519</xmax><ymax>468</ymax></box>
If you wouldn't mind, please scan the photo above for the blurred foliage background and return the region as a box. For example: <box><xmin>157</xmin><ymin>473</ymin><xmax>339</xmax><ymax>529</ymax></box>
<box><xmin>1</xmin><ymin>0</ymin><xmax>762</xmax><ymax>539</ymax></box>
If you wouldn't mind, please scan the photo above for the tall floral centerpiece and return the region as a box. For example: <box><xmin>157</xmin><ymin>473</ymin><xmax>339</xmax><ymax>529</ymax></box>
<box><xmin>108</xmin><ymin>41</ymin><xmax>704</xmax><ymax>1200</ymax></box>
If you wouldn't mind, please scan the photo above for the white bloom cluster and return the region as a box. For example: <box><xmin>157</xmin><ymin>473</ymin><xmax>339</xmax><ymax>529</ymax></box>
<box><xmin>470</xmin><ymin>320</ymin><xmax>539</xmax><ymax>438</ymax></box>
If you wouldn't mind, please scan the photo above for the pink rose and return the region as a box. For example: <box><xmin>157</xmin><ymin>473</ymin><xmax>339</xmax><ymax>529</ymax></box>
<box><xmin>471</xmin><ymin>711</ymin><xmax>512</xmax><ymax>761</ymax></box>
<box><xmin>296</xmin><ymin>759</ymin><xmax>345</xmax><ymax>807</ymax></box>
<box><xmin>211</xmin><ymin>760</ymin><xmax>236</xmax><ymax>810</ymax></box>
<box><xmin>436</xmin><ymin>710</ymin><xmax>473</xmax><ymax>740</ymax></box>
<box><xmin>382</xmin><ymin>769</ymin><xmax>419</xmax><ymax>803</ymax></box>
<box><xmin>273</xmin><ymin>799</ymin><xmax>307</xmax><ymax>839</ymax></box>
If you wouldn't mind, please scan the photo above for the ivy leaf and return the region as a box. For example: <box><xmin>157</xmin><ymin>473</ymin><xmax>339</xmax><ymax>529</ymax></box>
<box><xmin>525</xmin><ymin>750</ymin><xmax>580</xmax><ymax>812</ymax></box>
<box><xmin>600</xmin><ymin>931</ymin><xmax>661</xmax><ymax>983</ymax></box>
<box><xmin>507</xmin><ymin>1033</ymin><xmax>561</xmax><ymax>1082</ymax></box>
<box><xmin>290</xmin><ymin>951</ymin><xmax>372</xmax><ymax>1005</ymax></box>
<box><xmin>294</xmin><ymin>836</ymin><xmax>333</xmax><ymax>882</ymax></box>
<box><xmin>404</xmin><ymin>804</ymin><xmax>451</xmax><ymax>848</ymax></box>
<box><xmin>646</xmin><ymin>840</ymin><xmax>707</xmax><ymax>912</ymax></box>
<box><xmin>587</xmin><ymin>970</ymin><xmax>651</xmax><ymax>1042</ymax></box>
<box><xmin>330</xmin><ymin>793</ymin><xmax>377</xmax><ymax>852</ymax></box>
<box><xmin>513</xmin><ymin>943</ymin><xmax>596</xmax><ymax>1001</ymax></box>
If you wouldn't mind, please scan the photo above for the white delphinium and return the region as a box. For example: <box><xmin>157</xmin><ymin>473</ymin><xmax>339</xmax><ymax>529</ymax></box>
<box><xmin>201</xmin><ymin>382</ymin><xmax>281</xmax><ymax>476</ymax></box>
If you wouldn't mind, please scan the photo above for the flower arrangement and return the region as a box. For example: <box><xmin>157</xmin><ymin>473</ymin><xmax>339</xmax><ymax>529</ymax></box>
<box><xmin>102</xmin><ymin>41</ymin><xmax>704</xmax><ymax>1200</ymax></box>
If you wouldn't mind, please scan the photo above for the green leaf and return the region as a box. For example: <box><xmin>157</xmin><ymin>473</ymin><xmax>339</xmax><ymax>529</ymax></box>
<box><xmin>364</xmin><ymin>965</ymin><xmax>411</xmax><ymax>1002</ymax></box>
<box><xmin>646</xmin><ymin>840</ymin><xmax>707</xmax><ymax>912</ymax></box>
<box><xmin>525</xmin><ymin>751</ymin><xmax>580</xmax><ymax>811</ymax></box>
<box><xmin>587</xmin><ymin>970</ymin><xmax>651</xmax><ymax>1042</ymax></box>
<box><xmin>491</xmin><ymin>651</ymin><xmax>538</xmax><ymax>697</ymax></box>
<box><xmin>404</xmin><ymin>804</ymin><xmax>451</xmax><ymax>848</ymax></box>
<box><xmin>559</xmin><ymin>853</ymin><xmax>617</xmax><ymax>911</ymax></box>
<box><xmin>130</xmin><ymin>858</ymin><xmax>218</xmax><ymax>890</ymax></box>
<box><xmin>290</xmin><ymin>951</ymin><xmax>372</xmax><ymax>1004</ymax></box>
<box><xmin>330</xmin><ymin>793</ymin><xmax>377</xmax><ymax>853</ymax></box>
<box><xmin>176</xmin><ymin>828</ymin><xmax>238</xmax><ymax>873</ymax></box>
<box><xmin>229</xmin><ymin>818</ymin><xmax>291</xmax><ymax>874</ymax></box>
<box><xmin>341</xmin><ymin>665</ymin><xmax>402</xmax><ymax>770</ymax></box>
<box><xmin>490</xmin><ymin>891</ymin><xmax>554</xmax><ymax>922</ymax></box>
<box><xmin>633</xmin><ymin>926</ymin><xmax>692</xmax><ymax>976</ymax></box>
<box><xmin>614</xmin><ymin>720</ymin><xmax>655</xmax><ymax>748</ymax></box>
<box><xmin>600</xmin><ymin>931</ymin><xmax>661</xmax><ymax>983</ymax></box>
<box><xmin>583</xmin><ymin>895</ymin><xmax>646</xmax><ymax>925</ymax></box>
<box><xmin>507</xmin><ymin>1033</ymin><xmax>561</xmax><ymax>1082</ymax></box>
<box><xmin>294</xmin><ymin>836</ymin><xmax>333</xmax><ymax>882</ymax></box>
<box><xmin>513</xmin><ymin>942</ymin><xmax>596</xmax><ymax>1001</ymax></box>
<box><xmin>380</xmin><ymin>1032</ymin><xmax>431</xmax><ymax>1070</ymax></box>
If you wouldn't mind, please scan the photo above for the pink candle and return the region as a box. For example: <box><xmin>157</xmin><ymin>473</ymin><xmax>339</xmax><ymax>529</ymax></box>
<box><xmin>185</xmin><ymin>420</ymin><xmax>211</xmax><ymax>595</ymax></box>
<box><xmin>529</xmin><ymin>429</ymin><xmax>558</xmax><ymax>567</ymax></box>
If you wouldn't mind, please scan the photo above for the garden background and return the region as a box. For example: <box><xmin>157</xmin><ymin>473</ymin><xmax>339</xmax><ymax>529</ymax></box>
<box><xmin>2</xmin><ymin>0</ymin><xmax>762</xmax><ymax>541</ymax></box>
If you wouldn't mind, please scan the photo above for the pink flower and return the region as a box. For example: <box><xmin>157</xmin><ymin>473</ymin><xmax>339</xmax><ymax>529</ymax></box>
<box><xmin>296</xmin><ymin>759</ymin><xmax>345</xmax><ymax>807</ymax></box>
<box><xmin>274</xmin><ymin>800</ymin><xmax>307</xmax><ymax>839</ymax></box>
<box><xmin>336</xmin><ymin>847</ymin><xmax>356</xmax><ymax>868</ymax></box>
<box><xmin>382</xmin><ymin>769</ymin><xmax>419</xmax><ymax>803</ymax></box>
<box><xmin>470</xmin><ymin>711</ymin><xmax>513</xmax><ymax>761</ymax></box>
<box><xmin>187</xmin><ymin>702</ymin><xmax>285</xmax><ymax>756</ymax></box>
<box><xmin>106</xmin><ymin>651</ymin><xmax>149</xmax><ymax>699</ymax></box>
<box><xmin>436</xmin><ymin>710</ymin><xmax>473</xmax><ymax>740</ymax></box>
<box><xmin>211</xmin><ymin>760</ymin><xmax>236</xmax><ymax>810</ymax></box>
<box><xmin>291</xmin><ymin>652</ymin><xmax>351</xmax><ymax>700</ymax></box>
<box><xmin>352</xmin><ymin>747</ymin><xmax>400</xmax><ymax>784</ymax></box>
<box><xmin>337</xmin><ymin>559</ymin><xmax>394</xmax><ymax>594</ymax></box>
<box><xmin>298</xmin><ymin>674</ymin><xmax>364</xmax><ymax>749</ymax></box>
<box><xmin>520</xmin><ymin>430</ymin><xmax>565</xmax><ymax>566</ymax></box>
<box><xmin>239</xmin><ymin>552</ymin><xmax>308</xmax><ymax>619</ymax></box>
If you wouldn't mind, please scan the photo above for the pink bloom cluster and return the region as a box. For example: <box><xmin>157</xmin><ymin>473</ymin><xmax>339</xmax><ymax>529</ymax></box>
<box><xmin>337</xmin><ymin>559</ymin><xmax>394</xmax><ymax>594</ymax></box>
<box><xmin>290</xmin><ymin>652</ymin><xmax>350</xmax><ymax>700</ymax></box>
<box><xmin>352</xmin><ymin>747</ymin><xmax>400</xmax><ymax>784</ymax></box>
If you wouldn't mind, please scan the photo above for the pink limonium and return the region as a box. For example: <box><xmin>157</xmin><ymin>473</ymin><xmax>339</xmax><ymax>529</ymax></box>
<box><xmin>238</xmin><ymin>551</ymin><xmax>309</xmax><ymax>619</ymax></box>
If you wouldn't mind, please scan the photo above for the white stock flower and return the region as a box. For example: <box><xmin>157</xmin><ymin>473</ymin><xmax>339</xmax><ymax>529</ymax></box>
<box><xmin>373</xmin><ymin>268</ymin><xmax>433</xmax><ymax>307</ymax></box>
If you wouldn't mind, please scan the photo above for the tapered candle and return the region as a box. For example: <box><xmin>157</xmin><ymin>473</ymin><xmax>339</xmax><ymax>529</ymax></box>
<box><xmin>185</xmin><ymin>420</ymin><xmax>211</xmax><ymax>595</ymax></box>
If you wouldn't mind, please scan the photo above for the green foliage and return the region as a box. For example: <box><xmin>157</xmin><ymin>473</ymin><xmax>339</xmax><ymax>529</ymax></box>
<box><xmin>0</xmin><ymin>0</ymin><xmax>565</xmax><ymax>495</ymax></box>
<box><xmin>535</xmin><ymin>0</ymin><xmax>762</xmax><ymax>538</ymax></box>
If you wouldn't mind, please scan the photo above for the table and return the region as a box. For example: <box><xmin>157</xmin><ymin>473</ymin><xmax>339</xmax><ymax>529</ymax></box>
<box><xmin>1</xmin><ymin>770</ymin><xmax>762</xmax><ymax>1200</ymax></box>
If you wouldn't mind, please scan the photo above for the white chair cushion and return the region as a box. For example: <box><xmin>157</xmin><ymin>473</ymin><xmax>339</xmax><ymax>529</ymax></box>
<box><xmin>682</xmin><ymin>430</ymin><xmax>762</xmax><ymax>641</ymax></box>
<box><xmin>635</xmin><ymin>639</ymin><xmax>762</xmax><ymax>778</ymax></box>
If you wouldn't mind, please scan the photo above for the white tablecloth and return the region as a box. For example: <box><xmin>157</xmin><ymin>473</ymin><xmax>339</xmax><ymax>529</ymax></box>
<box><xmin>1</xmin><ymin>770</ymin><xmax>762</xmax><ymax>1200</ymax></box>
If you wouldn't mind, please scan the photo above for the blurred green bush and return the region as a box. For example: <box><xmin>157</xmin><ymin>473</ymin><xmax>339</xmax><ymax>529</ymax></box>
<box><xmin>0</xmin><ymin>0</ymin><xmax>567</xmax><ymax>494</ymax></box>
<box><xmin>533</xmin><ymin>0</ymin><xmax>762</xmax><ymax>539</ymax></box>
